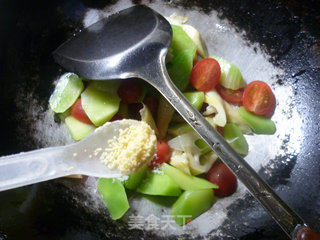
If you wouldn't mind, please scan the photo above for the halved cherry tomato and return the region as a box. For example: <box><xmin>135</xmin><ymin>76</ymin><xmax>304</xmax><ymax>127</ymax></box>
<box><xmin>117</xmin><ymin>79</ymin><xmax>142</xmax><ymax>104</ymax></box>
<box><xmin>206</xmin><ymin>162</ymin><xmax>237</xmax><ymax>197</ymax></box>
<box><xmin>149</xmin><ymin>140</ymin><xmax>171</xmax><ymax>169</ymax></box>
<box><xmin>216</xmin><ymin>84</ymin><xmax>244</xmax><ymax>105</ymax></box>
<box><xmin>190</xmin><ymin>58</ymin><xmax>221</xmax><ymax>92</ymax></box>
<box><xmin>70</xmin><ymin>98</ymin><xmax>93</xmax><ymax>125</ymax></box>
<box><xmin>243</xmin><ymin>81</ymin><xmax>275</xmax><ymax>117</ymax></box>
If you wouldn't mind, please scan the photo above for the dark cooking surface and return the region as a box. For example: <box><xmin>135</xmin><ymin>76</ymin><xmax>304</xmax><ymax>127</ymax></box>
<box><xmin>0</xmin><ymin>0</ymin><xmax>319</xmax><ymax>239</ymax></box>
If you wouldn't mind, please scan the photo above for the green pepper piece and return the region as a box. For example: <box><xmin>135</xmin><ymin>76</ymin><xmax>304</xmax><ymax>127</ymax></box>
<box><xmin>161</xmin><ymin>163</ymin><xmax>218</xmax><ymax>190</ymax></box>
<box><xmin>171</xmin><ymin>189</ymin><xmax>215</xmax><ymax>226</ymax></box>
<box><xmin>167</xmin><ymin>48</ymin><xmax>196</xmax><ymax>91</ymax></box>
<box><xmin>183</xmin><ymin>91</ymin><xmax>205</xmax><ymax>111</ymax></box>
<box><xmin>137</xmin><ymin>172</ymin><xmax>181</xmax><ymax>197</ymax></box>
<box><xmin>124</xmin><ymin>165</ymin><xmax>148</xmax><ymax>190</ymax></box>
<box><xmin>49</xmin><ymin>73</ymin><xmax>84</xmax><ymax>113</ymax></box>
<box><xmin>238</xmin><ymin>106</ymin><xmax>276</xmax><ymax>134</ymax></box>
<box><xmin>223</xmin><ymin>123</ymin><xmax>249</xmax><ymax>156</ymax></box>
<box><xmin>97</xmin><ymin>178</ymin><xmax>129</xmax><ymax>220</ymax></box>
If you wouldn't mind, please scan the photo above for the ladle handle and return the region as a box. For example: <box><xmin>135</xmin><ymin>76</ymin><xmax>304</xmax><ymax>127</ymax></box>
<box><xmin>0</xmin><ymin>147</ymin><xmax>69</xmax><ymax>191</ymax></box>
<box><xmin>140</xmin><ymin>51</ymin><xmax>319</xmax><ymax>239</ymax></box>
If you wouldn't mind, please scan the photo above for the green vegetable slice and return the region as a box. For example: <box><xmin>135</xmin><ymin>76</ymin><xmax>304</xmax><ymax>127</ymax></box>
<box><xmin>167</xmin><ymin>48</ymin><xmax>196</xmax><ymax>91</ymax></box>
<box><xmin>124</xmin><ymin>165</ymin><xmax>148</xmax><ymax>190</ymax></box>
<box><xmin>81</xmin><ymin>84</ymin><xmax>120</xmax><ymax>126</ymax></box>
<box><xmin>161</xmin><ymin>163</ymin><xmax>218</xmax><ymax>190</ymax></box>
<box><xmin>49</xmin><ymin>73</ymin><xmax>84</xmax><ymax>113</ymax></box>
<box><xmin>238</xmin><ymin>106</ymin><xmax>276</xmax><ymax>134</ymax></box>
<box><xmin>169</xmin><ymin>25</ymin><xmax>197</xmax><ymax>57</ymax></box>
<box><xmin>183</xmin><ymin>91</ymin><xmax>205</xmax><ymax>111</ymax></box>
<box><xmin>223</xmin><ymin>123</ymin><xmax>249</xmax><ymax>156</ymax></box>
<box><xmin>137</xmin><ymin>172</ymin><xmax>182</xmax><ymax>197</ymax></box>
<box><xmin>97</xmin><ymin>178</ymin><xmax>129</xmax><ymax>220</ymax></box>
<box><xmin>171</xmin><ymin>189</ymin><xmax>214</xmax><ymax>226</ymax></box>
<box><xmin>211</xmin><ymin>56</ymin><xmax>244</xmax><ymax>90</ymax></box>
<box><xmin>64</xmin><ymin>116</ymin><xmax>95</xmax><ymax>141</ymax></box>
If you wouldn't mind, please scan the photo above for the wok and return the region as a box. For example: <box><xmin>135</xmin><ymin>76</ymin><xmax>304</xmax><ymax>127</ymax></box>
<box><xmin>0</xmin><ymin>0</ymin><xmax>319</xmax><ymax>239</ymax></box>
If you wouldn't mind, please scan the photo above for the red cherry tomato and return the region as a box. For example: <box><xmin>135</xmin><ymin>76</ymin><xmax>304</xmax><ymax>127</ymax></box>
<box><xmin>216</xmin><ymin>126</ymin><xmax>224</xmax><ymax>135</ymax></box>
<box><xmin>216</xmin><ymin>84</ymin><xmax>244</xmax><ymax>105</ymax></box>
<box><xmin>117</xmin><ymin>79</ymin><xmax>142</xmax><ymax>104</ymax></box>
<box><xmin>143</xmin><ymin>96</ymin><xmax>158</xmax><ymax>118</ymax></box>
<box><xmin>70</xmin><ymin>98</ymin><xmax>93</xmax><ymax>125</ymax></box>
<box><xmin>149</xmin><ymin>140</ymin><xmax>171</xmax><ymax>169</ymax></box>
<box><xmin>206</xmin><ymin>162</ymin><xmax>237</xmax><ymax>197</ymax></box>
<box><xmin>190</xmin><ymin>58</ymin><xmax>221</xmax><ymax>92</ymax></box>
<box><xmin>243</xmin><ymin>81</ymin><xmax>275</xmax><ymax>117</ymax></box>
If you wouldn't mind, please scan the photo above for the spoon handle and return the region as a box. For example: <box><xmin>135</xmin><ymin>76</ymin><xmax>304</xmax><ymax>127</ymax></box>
<box><xmin>141</xmin><ymin>52</ymin><xmax>317</xmax><ymax>239</ymax></box>
<box><xmin>0</xmin><ymin>146</ymin><xmax>70</xmax><ymax>191</ymax></box>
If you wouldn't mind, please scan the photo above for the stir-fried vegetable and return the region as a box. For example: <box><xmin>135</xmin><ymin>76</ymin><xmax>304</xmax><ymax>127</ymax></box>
<box><xmin>124</xmin><ymin>165</ymin><xmax>148</xmax><ymax>190</ymax></box>
<box><xmin>81</xmin><ymin>84</ymin><xmax>120</xmax><ymax>126</ymax></box>
<box><xmin>211</xmin><ymin>56</ymin><xmax>244</xmax><ymax>90</ymax></box>
<box><xmin>171</xmin><ymin>189</ymin><xmax>215</xmax><ymax>226</ymax></box>
<box><xmin>97</xmin><ymin>178</ymin><xmax>129</xmax><ymax>220</ymax></box>
<box><xmin>49</xmin><ymin>73</ymin><xmax>84</xmax><ymax>113</ymax></box>
<box><xmin>137</xmin><ymin>172</ymin><xmax>182</xmax><ymax>197</ymax></box>
<box><xmin>203</xmin><ymin>90</ymin><xmax>227</xmax><ymax>127</ymax></box>
<box><xmin>183</xmin><ymin>91</ymin><xmax>205</xmax><ymax>111</ymax></box>
<box><xmin>238</xmin><ymin>106</ymin><xmax>276</xmax><ymax>134</ymax></box>
<box><xmin>64</xmin><ymin>115</ymin><xmax>95</xmax><ymax>141</ymax></box>
<box><xmin>162</xmin><ymin>163</ymin><xmax>218</xmax><ymax>190</ymax></box>
<box><xmin>167</xmin><ymin>49</ymin><xmax>196</xmax><ymax>91</ymax></box>
<box><xmin>223</xmin><ymin>123</ymin><xmax>249</xmax><ymax>156</ymax></box>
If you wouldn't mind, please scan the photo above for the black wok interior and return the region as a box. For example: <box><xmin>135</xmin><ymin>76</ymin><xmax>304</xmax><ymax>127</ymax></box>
<box><xmin>0</xmin><ymin>0</ymin><xmax>319</xmax><ymax>239</ymax></box>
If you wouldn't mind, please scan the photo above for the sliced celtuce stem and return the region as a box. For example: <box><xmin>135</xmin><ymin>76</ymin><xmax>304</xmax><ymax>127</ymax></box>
<box><xmin>49</xmin><ymin>73</ymin><xmax>84</xmax><ymax>113</ymax></box>
<box><xmin>64</xmin><ymin>115</ymin><xmax>95</xmax><ymax>141</ymax></box>
<box><xmin>211</xmin><ymin>56</ymin><xmax>244</xmax><ymax>90</ymax></box>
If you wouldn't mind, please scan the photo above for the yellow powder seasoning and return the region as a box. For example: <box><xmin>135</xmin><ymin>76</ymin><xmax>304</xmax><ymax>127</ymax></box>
<box><xmin>100</xmin><ymin>121</ymin><xmax>157</xmax><ymax>175</ymax></box>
